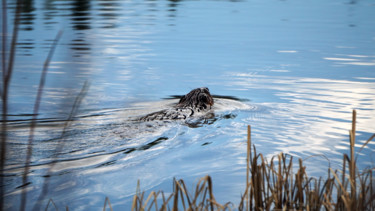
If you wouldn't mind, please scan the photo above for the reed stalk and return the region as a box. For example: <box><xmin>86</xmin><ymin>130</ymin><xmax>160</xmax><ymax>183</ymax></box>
<box><xmin>31</xmin><ymin>81</ymin><xmax>89</xmax><ymax>211</ymax></box>
<box><xmin>1</xmin><ymin>0</ymin><xmax>22</xmax><ymax>210</ymax></box>
<box><xmin>130</xmin><ymin>110</ymin><xmax>374</xmax><ymax>211</ymax></box>
<box><xmin>20</xmin><ymin>30</ymin><xmax>63</xmax><ymax>211</ymax></box>
<box><xmin>1</xmin><ymin>2</ymin><xmax>86</xmax><ymax>211</ymax></box>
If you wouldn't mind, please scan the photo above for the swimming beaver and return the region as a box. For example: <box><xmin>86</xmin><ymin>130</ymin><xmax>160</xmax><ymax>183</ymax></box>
<box><xmin>139</xmin><ymin>87</ymin><xmax>214</xmax><ymax>121</ymax></box>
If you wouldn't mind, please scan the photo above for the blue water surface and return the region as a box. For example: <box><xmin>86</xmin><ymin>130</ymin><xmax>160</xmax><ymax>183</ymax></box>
<box><xmin>2</xmin><ymin>0</ymin><xmax>375</xmax><ymax>210</ymax></box>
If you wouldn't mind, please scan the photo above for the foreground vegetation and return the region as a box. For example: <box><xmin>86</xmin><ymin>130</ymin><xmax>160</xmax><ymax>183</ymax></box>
<box><xmin>2</xmin><ymin>1</ymin><xmax>374</xmax><ymax>210</ymax></box>
<box><xmin>127</xmin><ymin>110</ymin><xmax>375</xmax><ymax>211</ymax></box>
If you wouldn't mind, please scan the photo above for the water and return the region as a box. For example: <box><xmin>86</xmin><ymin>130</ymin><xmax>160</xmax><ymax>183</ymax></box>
<box><xmin>2</xmin><ymin>0</ymin><xmax>375</xmax><ymax>210</ymax></box>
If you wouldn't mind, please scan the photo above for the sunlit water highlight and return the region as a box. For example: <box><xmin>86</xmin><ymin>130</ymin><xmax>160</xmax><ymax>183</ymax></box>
<box><xmin>2</xmin><ymin>0</ymin><xmax>375</xmax><ymax>210</ymax></box>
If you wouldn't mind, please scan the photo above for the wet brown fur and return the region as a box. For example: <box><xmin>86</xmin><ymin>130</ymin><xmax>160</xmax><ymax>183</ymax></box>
<box><xmin>140</xmin><ymin>87</ymin><xmax>214</xmax><ymax>121</ymax></box>
<box><xmin>177</xmin><ymin>87</ymin><xmax>214</xmax><ymax>110</ymax></box>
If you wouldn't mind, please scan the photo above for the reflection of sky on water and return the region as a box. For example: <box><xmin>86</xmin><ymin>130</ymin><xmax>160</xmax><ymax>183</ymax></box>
<box><xmin>226</xmin><ymin>71</ymin><xmax>375</xmax><ymax>170</ymax></box>
<box><xmin>8</xmin><ymin>0</ymin><xmax>375</xmax><ymax>115</ymax></box>
<box><xmin>3</xmin><ymin>0</ymin><xmax>375</xmax><ymax>210</ymax></box>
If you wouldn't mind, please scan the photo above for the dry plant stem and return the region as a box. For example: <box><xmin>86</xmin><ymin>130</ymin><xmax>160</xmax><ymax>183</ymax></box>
<box><xmin>20</xmin><ymin>30</ymin><xmax>63</xmax><ymax>211</ymax></box>
<box><xmin>130</xmin><ymin>110</ymin><xmax>374</xmax><ymax>211</ymax></box>
<box><xmin>350</xmin><ymin>110</ymin><xmax>356</xmax><ymax>208</ymax></box>
<box><xmin>131</xmin><ymin>175</ymin><xmax>228</xmax><ymax>211</ymax></box>
<box><xmin>103</xmin><ymin>197</ymin><xmax>113</xmax><ymax>211</ymax></box>
<box><xmin>246</xmin><ymin>125</ymin><xmax>251</xmax><ymax>211</ymax></box>
<box><xmin>32</xmin><ymin>81</ymin><xmax>89</xmax><ymax>211</ymax></box>
<box><xmin>1</xmin><ymin>0</ymin><xmax>7</xmax><ymax>85</ymax></box>
<box><xmin>44</xmin><ymin>199</ymin><xmax>58</xmax><ymax>211</ymax></box>
<box><xmin>1</xmin><ymin>0</ymin><xmax>21</xmax><ymax>210</ymax></box>
<box><xmin>129</xmin><ymin>110</ymin><xmax>374</xmax><ymax>211</ymax></box>
<box><xmin>355</xmin><ymin>134</ymin><xmax>375</xmax><ymax>164</ymax></box>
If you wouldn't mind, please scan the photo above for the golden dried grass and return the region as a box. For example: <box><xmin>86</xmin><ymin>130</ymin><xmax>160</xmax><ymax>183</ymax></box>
<box><xmin>132</xmin><ymin>110</ymin><xmax>375</xmax><ymax>211</ymax></box>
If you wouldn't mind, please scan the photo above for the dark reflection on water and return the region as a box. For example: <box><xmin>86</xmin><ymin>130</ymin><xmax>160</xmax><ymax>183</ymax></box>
<box><xmin>167</xmin><ymin>0</ymin><xmax>181</xmax><ymax>18</ymax></box>
<box><xmin>2</xmin><ymin>0</ymin><xmax>375</xmax><ymax>210</ymax></box>
<box><xmin>19</xmin><ymin>0</ymin><xmax>35</xmax><ymax>31</ymax></box>
<box><xmin>97</xmin><ymin>0</ymin><xmax>121</xmax><ymax>28</ymax></box>
<box><xmin>13</xmin><ymin>0</ymin><xmax>126</xmax><ymax>58</ymax></box>
<box><xmin>70</xmin><ymin>38</ymin><xmax>90</xmax><ymax>55</ymax></box>
<box><xmin>71</xmin><ymin>0</ymin><xmax>91</xmax><ymax>31</ymax></box>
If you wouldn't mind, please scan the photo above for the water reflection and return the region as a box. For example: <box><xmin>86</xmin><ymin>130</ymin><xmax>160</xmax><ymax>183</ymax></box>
<box><xmin>227</xmin><ymin>72</ymin><xmax>375</xmax><ymax>162</ymax></box>
<box><xmin>3</xmin><ymin>0</ymin><xmax>375</xmax><ymax>210</ymax></box>
<box><xmin>97</xmin><ymin>0</ymin><xmax>121</xmax><ymax>29</ymax></box>
<box><xmin>71</xmin><ymin>0</ymin><xmax>91</xmax><ymax>31</ymax></box>
<box><xmin>19</xmin><ymin>0</ymin><xmax>35</xmax><ymax>31</ymax></box>
<box><xmin>69</xmin><ymin>38</ymin><xmax>91</xmax><ymax>57</ymax></box>
<box><xmin>14</xmin><ymin>0</ymin><xmax>126</xmax><ymax>57</ymax></box>
<box><xmin>324</xmin><ymin>54</ymin><xmax>375</xmax><ymax>66</ymax></box>
<box><xmin>16</xmin><ymin>39</ymin><xmax>34</xmax><ymax>56</ymax></box>
<box><xmin>167</xmin><ymin>0</ymin><xmax>181</xmax><ymax>18</ymax></box>
<box><xmin>16</xmin><ymin>1</ymin><xmax>36</xmax><ymax>56</ymax></box>
<box><xmin>229</xmin><ymin>73</ymin><xmax>375</xmax><ymax>126</ymax></box>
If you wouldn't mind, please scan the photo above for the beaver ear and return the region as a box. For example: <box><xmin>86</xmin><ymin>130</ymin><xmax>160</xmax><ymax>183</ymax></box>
<box><xmin>178</xmin><ymin>95</ymin><xmax>186</xmax><ymax>104</ymax></box>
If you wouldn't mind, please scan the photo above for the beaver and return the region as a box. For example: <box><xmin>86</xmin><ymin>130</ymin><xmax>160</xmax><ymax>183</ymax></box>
<box><xmin>139</xmin><ymin>87</ymin><xmax>214</xmax><ymax>121</ymax></box>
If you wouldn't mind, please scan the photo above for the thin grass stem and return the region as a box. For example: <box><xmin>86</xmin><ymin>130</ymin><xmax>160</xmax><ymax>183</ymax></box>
<box><xmin>1</xmin><ymin>1</ymin><xmax>22</xmax><ymax>210</ymax></box>
<box><xmin>20</xmin><ymin>30</ymin><xmax>63</xmax><ymax>211</ymax></box>
<box><xmin>33</xmin><ymin>81</ymin><xmax>88</xmax><ymax>211</ymax></box>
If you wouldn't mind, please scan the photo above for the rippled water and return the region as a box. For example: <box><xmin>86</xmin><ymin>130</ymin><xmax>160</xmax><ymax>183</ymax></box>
<box><xmin>2</xmin><ymin>0</ymin><xmax>375</xmax><ymax>210</ymax></box>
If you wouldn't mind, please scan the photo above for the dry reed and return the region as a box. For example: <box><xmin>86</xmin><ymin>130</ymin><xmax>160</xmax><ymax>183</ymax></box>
<box><xmin>1</xmin><ymin>0</ymin><xmax>22</xmax><ymax>210</ymax></box>
<box><xmin>2</xmin><ymin>1</ymin><xmax>374</xmax><ymax>210</ymax></box>
<box><xmin>1</xmin><ymin>1</ymin><xmax>86</xmax><ymax>210</ymax></box>
<box><xmin>2</xmin><ymin>1</ymin><xmax>373</xmax><ymax>210</ymax></box>
<box><xmin>132</xmin><ymin>110</ymin><xmax>374</xmax><ymax>211</ymax></box>
<box><xmin>20</xmin><ymin>30</ymin><xmax>63</xmax><ymax>211</ymax></box>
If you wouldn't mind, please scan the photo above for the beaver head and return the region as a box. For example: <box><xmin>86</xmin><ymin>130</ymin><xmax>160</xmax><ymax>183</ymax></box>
<box><xmin>177</xmin><ymin>87</ymin><xmax>214</xmax><ymax>111</ymax></box>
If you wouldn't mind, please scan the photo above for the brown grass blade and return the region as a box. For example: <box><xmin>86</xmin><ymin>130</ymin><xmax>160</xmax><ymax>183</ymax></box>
<box><xmin>33</xmin><ymin>81</ymin><xmax>89</xmax><ymax>211</ymax></box>
<box><xmin>21</xmin><ymin>30</ymin><xmax>63</xmax><ymax>211</ymax></box>
<box><xmin>1</xmin><ymin>0</ymin><xmax>23</xmax><ymax>210</ymax></box>
<box><xmin>355</xmin><ymin>134</ymin><xmax>375</xmax><ymax>164</ymax></box>
<box><xmin>103</xmin><ymin>197</ymin><xmax>113</xmax><ymax>211</ymax></box>
<box><xmin>58</xmin><ymin>110</ymin><xmax>375</xmax><ymax>210</ymax></box>
<box><xmin>246</xmin><ymin>125</ymin><xmax>251</xmax><ymax>211</ymax></box>
<box><xmin>44</xmin><ymin>199</ymin><xmax>58</xmax><ymax>211</ymax></box>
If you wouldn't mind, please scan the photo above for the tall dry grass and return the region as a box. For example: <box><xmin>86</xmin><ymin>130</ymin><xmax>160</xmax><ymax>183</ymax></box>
<box><xmin>1</xmin><ymin>1</ymin><xmax>88</xmax><ymax>210</ymax></box>
<box><xmin>2</xmin><ymin>1</ymin><xmax>374</xmax><ymax>210</ymax></box>
<box><xmin>131</xmin><ymin>110</ymin><xmax>374</xmax><ymax>211</ymax></box>
<box><xmin>1</xmin><ymin>0</ymin><xmax>22</xmax><ymax>210</ymax></box>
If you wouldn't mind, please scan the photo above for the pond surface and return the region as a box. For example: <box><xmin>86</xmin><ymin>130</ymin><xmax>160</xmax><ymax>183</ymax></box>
<box><xmin>2</xmin><ymin>0</ymin><xmax>375</xmax><ymax>210</ymax></box>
